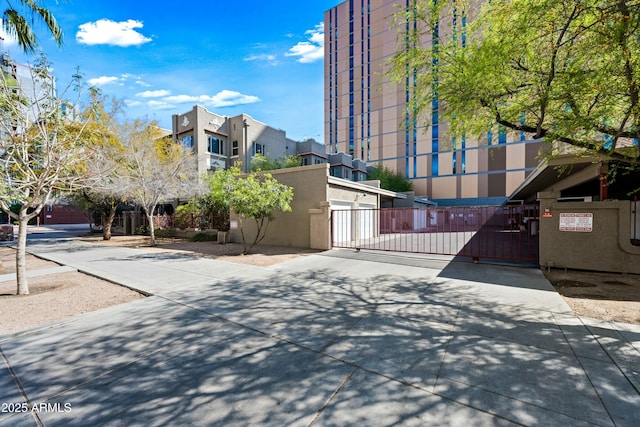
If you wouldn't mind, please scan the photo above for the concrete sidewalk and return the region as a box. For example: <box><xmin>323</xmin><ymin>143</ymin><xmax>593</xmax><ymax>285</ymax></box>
<box><xmin>1</xmin><ymin>240</ymin><xmax>639</xmax><ymax>426</ymax></box>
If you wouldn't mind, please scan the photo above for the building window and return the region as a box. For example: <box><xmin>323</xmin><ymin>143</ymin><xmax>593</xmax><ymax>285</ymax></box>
<box><xmin>254</xmin><ymin>142</ymin><xmax>265</xmax><ymax>155</ymax></box>
<box><xmin>232</xmin><ymin>140</ymin><xmax>239</xmax><ymax>157</ymax></box>
<box><xmin>498</xmin><ymin>125</ymin><xmax>507</xmax><ymax>144</ymax></box>
<box><xmin>181</xmin><ymin>135</ymin><xmax>193</xmax><ymax>149</ymax></box>
<box><xmin>207</xmin><ymin>135</ymin><xmax>224</xmax><ymax>155</ymax></box>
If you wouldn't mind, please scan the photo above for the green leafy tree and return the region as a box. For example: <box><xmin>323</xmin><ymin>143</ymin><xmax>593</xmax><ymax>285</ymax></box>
<box><xmin>3</xmin><ymin>0</ymin><xmax>63</xmax><ymax>53</ymax></box>
<box><xmin>174</xmin><ymin>198</ymin><xmax>205</xmax><ymax>229</ymax></box>
<box><xmin>250</xmin><ymin>153</ymin><xmax>302</xmax><ymax>172</ymax></box>
<box><xmin>174</xmin><ymin>195</ymin><xmax>227</xmax><ymax>230</ymax></box>
<box><xmin>367</xmin><ymin>165</ymin><xmax>413</xmax><ymax>192</ymax></box>
<box><xmin>390</xmin><ymin>0</ymin><xmax>640</xmax><ymax>172</ymax></box>
<box><xmin>208</xmin><ymin>167</ymin><xmax>293</xmax><ymax>254</ymax></box>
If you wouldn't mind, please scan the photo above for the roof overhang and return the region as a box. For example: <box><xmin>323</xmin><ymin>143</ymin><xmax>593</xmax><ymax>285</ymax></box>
<box><xmin>508</xmin><ymin>155</ymin><xmax>606</xmax><ymax>203</ymax></box>
<box><xmin>328</xmin><ymin>176</ymin><xmax>407</xmax><ymax>200</ymax></box>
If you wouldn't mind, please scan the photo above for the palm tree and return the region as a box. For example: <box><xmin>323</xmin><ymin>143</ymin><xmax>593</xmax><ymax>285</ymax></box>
<box><xmin>2</xmin><ymin>0</ymin><xmax>62</xmax><ymax>53</ymax></box>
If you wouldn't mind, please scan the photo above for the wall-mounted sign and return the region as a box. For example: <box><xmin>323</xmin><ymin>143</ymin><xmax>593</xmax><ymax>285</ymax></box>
<box><xmin>559</xmin><ymin>213</ymin><xmax>593</xmax><ymax>232</ymax></box>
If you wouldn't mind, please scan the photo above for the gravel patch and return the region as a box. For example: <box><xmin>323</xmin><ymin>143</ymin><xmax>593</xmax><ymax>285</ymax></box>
<box><xmin>0</xmin><ymin>248</ymin><xmax>144</xmax><ymax>335</ymax></box>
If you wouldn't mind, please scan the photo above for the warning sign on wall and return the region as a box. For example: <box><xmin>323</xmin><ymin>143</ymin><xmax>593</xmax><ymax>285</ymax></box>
<box><xmin>559</xmin><ymin>213</ymin><xmax>593</xmax><ymax>232</ymax></box>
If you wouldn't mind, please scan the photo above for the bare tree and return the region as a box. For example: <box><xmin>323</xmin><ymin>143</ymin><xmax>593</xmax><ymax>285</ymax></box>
<box><xmin>71</xmin><ymin>91</ymin><xmax>129</xmax><ymax>240</ymax></box>
<box><xmin>0</xmin><ymin>57</ymin><xmax>92</xmax><ymax>295</ymax></box>
<box><xmin>119</xmin><ymin>120</ymin><xmax>200</xmax><ymax>246</ymax></box>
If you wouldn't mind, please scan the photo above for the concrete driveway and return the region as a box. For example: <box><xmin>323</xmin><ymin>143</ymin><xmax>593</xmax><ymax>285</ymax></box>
<box><xmin>1</xmin><ymin>239</ymin><xmax>639</xmax><ymax>426</ymax></box>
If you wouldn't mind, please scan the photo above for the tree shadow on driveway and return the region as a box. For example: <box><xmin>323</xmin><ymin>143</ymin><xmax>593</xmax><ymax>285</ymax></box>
<box><xmin>1</xmin><ymin>249</ymin><xmax>639</xmax><ymax>426</ymax></box>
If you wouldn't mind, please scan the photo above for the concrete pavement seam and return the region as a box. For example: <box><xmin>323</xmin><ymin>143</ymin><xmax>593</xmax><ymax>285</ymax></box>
<box><xmin>306</xmin><ymin>366</ymin><xmax>359</xmax><ymax>426</ymax></box>
<box><xmin>74</xmin><ymin>268</ymin><xmax>154</xmax><ymax>297</ymax></box>
<box><xmin>554</xmin><ymin>312</ymin><xmax>624</xmax><ymax>426</ymax></box>
<box><xmin>0</xmin><ymin>346</ymin><xmax>44</xmax><ymax>427</ymax></box>
<box><xmin>583</xmin><ymin>321</ymin><xmax>640</xmax><ymax>396</ymax></box>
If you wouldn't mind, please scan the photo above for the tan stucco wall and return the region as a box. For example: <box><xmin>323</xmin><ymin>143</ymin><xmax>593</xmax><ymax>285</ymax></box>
<box><xmin>229</xmin><ymin>164</ymin><xmax>330</xmax><ymax>249</ymax></box>
<box><xmin>327</xmin><ymin>186</ymin><xmax>378</xmax><ymax>209</ymax></box>
<box><xmin>228</xmin><ymin>164</ymin><xmax>390</xmax><ymax>250</ymax></box>
<box><xmin>539</xmin><ymin>192</ymin><xmax>640</xmax><ymax>274</ymax></box>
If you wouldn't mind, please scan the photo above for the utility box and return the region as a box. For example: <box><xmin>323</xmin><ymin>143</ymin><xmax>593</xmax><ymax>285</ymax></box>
<box><xmin>217</xmin><ymin>231</ymin><xmax>228</xmax><ymax>244</ymax></box>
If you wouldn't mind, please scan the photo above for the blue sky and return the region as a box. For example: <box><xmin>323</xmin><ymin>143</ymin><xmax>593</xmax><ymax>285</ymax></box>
<box><xmin>4</xmin><ymin>1</ymin><xmax>342</xmax><ymax>143</ymax></box>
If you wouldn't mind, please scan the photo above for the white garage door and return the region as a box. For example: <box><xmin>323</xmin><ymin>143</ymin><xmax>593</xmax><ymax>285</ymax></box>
<box><xmin>358</xmin><ymin>204</ymin><xmax>376</xmax><ymax>240</ymax></box>
<box><xmin>330</xmin><ymin>202</ymin><xmax>352</xmax><ymax>244</ymax></box>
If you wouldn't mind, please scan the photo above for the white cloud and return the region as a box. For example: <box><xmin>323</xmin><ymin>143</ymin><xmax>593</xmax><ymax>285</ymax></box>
<box><xmin>88</xmin><ymin>76</ymin><xmax>120</xmax><ymax>86</ymax></box>
<box><xmin>162</xmin><ymin>90</ymin><xmax>260</xmax><ymax>107</ymax></box>
<box><xmin>88</xmin><ymin>73</ymin><xmax>148</xmax><ymax>87</ymax></box>
<box><xmin>147</xmin><ymin>100</ymin><xmax>175</xmax><ymax>110</ymax></box>
<box><xmin>76</xmin><ymin>19</ymin><xmax>152</xmax><ymax>47</ymax></box>
<box><xmin>286</xmin><ymin>23</ymin><xmax>324</xmax><ymax>63</ymax></box>
<box><xmin>243</xmin><ymin>53</ymin><xmax>278</xmax><ymax>66</ymax></box>
<box><xmin>136</xmin><ymin>89</ymin><xmax>170</xmax><ymax>98</ymax></box>
<box><xmin>0</xmin><ymin>21</ymin><xmax>18</xmax><ymax>48</ymax></box>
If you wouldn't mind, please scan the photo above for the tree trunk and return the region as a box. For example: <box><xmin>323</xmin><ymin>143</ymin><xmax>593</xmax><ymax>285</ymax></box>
<box><xmin>239</xmin><ymin>218</ymin><xmax>248</xmax><ymax>254</ymax></box>
<box><xmin>103</xmin><ymin>203</ymin><xmax>117</xmax><ymax>240</ymax></box>
<box><xmin>244</xmin><ymin>217</ymin><xmax>269</xmax><ymax>255</ymax></box>
<box><xmin>146</xmin><ymin>212</ymin><xmax>157</xmax><ymax>246</ymax></box>
<box><xmin>15</xmin><ymin>210</ymin><xmax>29</xmax><ymax>295</ymax></box>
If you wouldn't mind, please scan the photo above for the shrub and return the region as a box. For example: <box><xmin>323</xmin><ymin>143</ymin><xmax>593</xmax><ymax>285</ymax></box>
<box><xmin>154</xmin><ymin>228</ymin><xmax>176</xmax><ymax>238</ymax></box>
<box><xmin>190</xmin><ymin>232</ymin><xmax>217</xmax><ymax>242</ymax></box>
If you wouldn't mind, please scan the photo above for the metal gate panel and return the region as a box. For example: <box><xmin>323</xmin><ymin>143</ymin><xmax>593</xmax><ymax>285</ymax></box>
<box><xmin>331</xmin><ymin>205</ymin><xmax>539</xmax><ymax>264</ymax></box>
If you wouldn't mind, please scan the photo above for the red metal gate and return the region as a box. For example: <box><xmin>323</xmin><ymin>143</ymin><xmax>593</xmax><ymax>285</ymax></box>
<box><xmin>331</xmin><ymin>205</ymin><xmax>539</xmax><ymax>264</ymax></box>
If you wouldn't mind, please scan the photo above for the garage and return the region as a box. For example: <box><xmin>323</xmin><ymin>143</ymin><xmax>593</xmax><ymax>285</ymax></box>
<box><xmin>358</xmin><ymin>204</ymin><xmax>376</xmax><ymax>240</ymax></box>
<box><xmin>330</xmin><ymin>201</ymin><xmax>353</xmax><ymax>244</ymax></box>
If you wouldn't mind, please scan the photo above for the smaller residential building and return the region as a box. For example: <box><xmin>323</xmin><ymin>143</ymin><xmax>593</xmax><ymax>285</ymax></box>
<box><xmin>328</xmin><ymin>152</ymin><xmax>367</xmax><ymax>181</ymax></box>
<box><xmin>172</xmin><ymin>105</ymin><xmax>368</xmax><ymax>181</ymax></box>
<box><xmin>228</xmin><ymin>163</ymin><xmax>404</xmax><ymax>250</ymax></box>
<box><xmin>296</xmin><ymin>138</ymin><xmax>328</xmax><ymax>166</ymax></box>
<box><xmin>171</xmin><ymin>105</ymin><xmax>296</xmax><ymax>174</ymax></box>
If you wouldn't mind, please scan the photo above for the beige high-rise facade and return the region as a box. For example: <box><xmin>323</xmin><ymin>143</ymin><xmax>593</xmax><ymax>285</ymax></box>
<box><xmin>324</xmin><ymin>0</ymin><xmax>542</xmax><ymax>205</ymax></box>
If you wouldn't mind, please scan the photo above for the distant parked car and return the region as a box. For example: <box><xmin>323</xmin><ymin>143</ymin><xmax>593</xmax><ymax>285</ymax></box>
<box><xmin>0</xmin><ymin>225</ymin><xmax>14</xmax><ymax>241</ymax></box>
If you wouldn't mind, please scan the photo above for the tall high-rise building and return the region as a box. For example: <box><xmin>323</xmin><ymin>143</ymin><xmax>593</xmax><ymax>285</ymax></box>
<box><xmin>0</xmin><ymin>52</ymin><xmax>58</xmax><ymax>130</ymax></box>
<box><xmin>324</xmin><ymin>0</ymin><xmax>542</xmax><ymax>205</ymax></box>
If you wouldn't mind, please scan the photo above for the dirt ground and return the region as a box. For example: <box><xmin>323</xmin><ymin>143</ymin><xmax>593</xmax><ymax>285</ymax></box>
<box><xmin>1</xmin><ymin>235</ymin><xmax>638</xmax><ymax>336</ymax></box>
<box><xmin>543</xmin><ymin>268</ymin><xmax>640</xmax><ymax>325</ymax></box>
<box><xmin>79</xmin><ymin>235</ymin><xmax>320</xmax><ymax>267</ymax></box>
<box><xmin>0</xmin><ymin>248</ymin><xmax>145</xmax><ymax>334</ymax></box>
